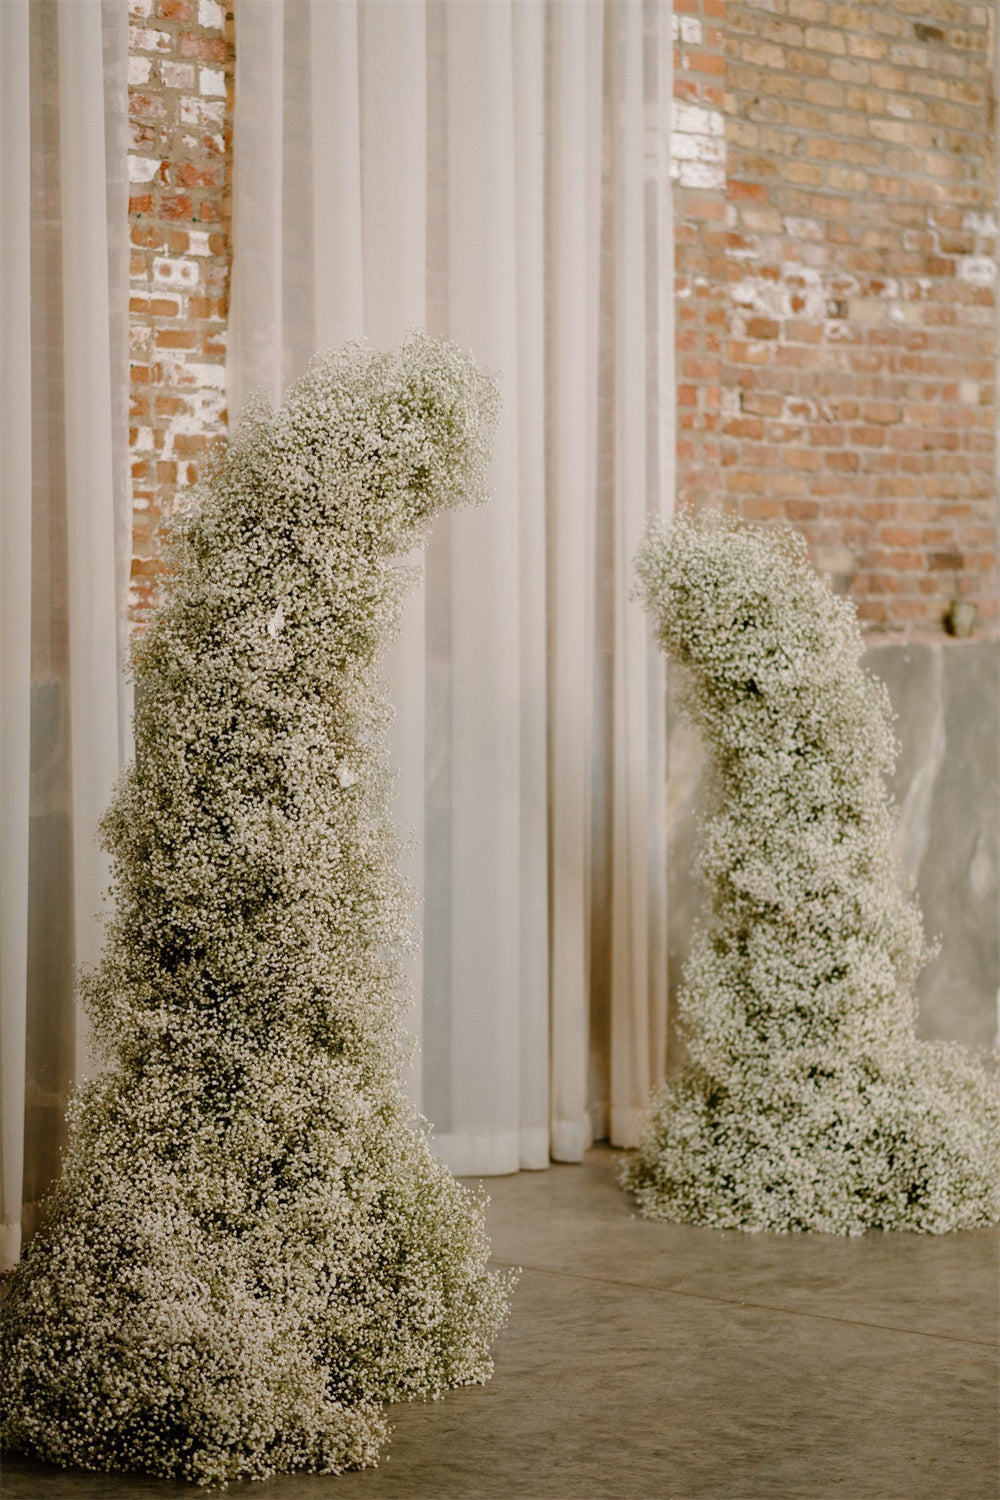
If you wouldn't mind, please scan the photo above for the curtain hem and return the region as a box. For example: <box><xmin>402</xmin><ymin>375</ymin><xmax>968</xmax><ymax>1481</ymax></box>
<box><xmin>609</xmin><ymin>1106</ymin><xmax>647</xmax><ymax>1150</ymax></box>
<box><xmin>431</xmin><ymin>1127</ymin><xmax>551</xmax><ymax>1176</ymax></box>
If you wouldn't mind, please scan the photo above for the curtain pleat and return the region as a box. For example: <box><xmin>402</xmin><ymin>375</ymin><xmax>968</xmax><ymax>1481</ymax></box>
<box><xmin>228</xmin><ymin>0</ymin><xmax>285</xmax><ymax>413</ymax></box>
<box><xmin>0</xmin><ymin>0</ymin><xmax>33</xmax><ymax>1273</ymax></box>
<box><xmin>608</xmin><ymin>0</ymin><xmax>667</xmax><ymax>1147</ymax></box>
<box><xmin>511</xmin><ymin>0</ymin><xmax>551</xmax><ymax>1171</ymax></box>
<box><xmin>0</xmin><ymin>0</ymin><xmax>130</xmax><ymax>1270</ymax></box>
<box><xmin>228</xmin><ymin>0</ymin><xmax>675</xmax><ymax>1175</ymax></box>
<box><xmin>357</xmin><ymin>0</ymin><xmax>429</xmax><ymax>1101</ymax></box>
<box><xmin>546</xmin><ymin>1</ymin><xmax>603</xmax><ymax>1162</ymax></box>
<box><xmin>310</xmin><ymin>0</ymin><xmax>363</xmax><ymax>348</ymax></box>
<box><xmin>57</xmin><ymin>2</ymin><xmax>129</xmax><ymax>1083</ymax></box>
<box><xmin>432</xmin><ymin>2</ymin><xmax>526</xmax><ymax>1173</ymax></box>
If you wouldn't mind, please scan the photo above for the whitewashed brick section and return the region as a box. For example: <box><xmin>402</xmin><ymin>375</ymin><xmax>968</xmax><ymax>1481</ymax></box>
<box><xmin>957</xmin><ymin>256</ymin><xmax>996</xmax><ymax>287</ymax></box>
<box><xmin>153</xmin><ymin>257</ymin><xmax>200</xmax><ymax>288</ymax></box>
<box><xmin>162</xmin><ymin>62</ymin><xmax>196</xmax><ymax>90</ymax></box>
<box><xmin>678</xmin><ymin>160</ymin><xmax>726</xmax><ymax>190</ymax></box>
<box><xmin>671</xmin><ymin>134</ymin><xmax>725</xmax><ymax>164</ymax></box>
<box><xmin>673</xmin><ymin>102</ymin><xmax>724</xmax><ymax>138</ymax></box>
<box><xmin>128</xmin><ymin>155</ymin><xmax>160</xmax><ymax>183</ymax></box>
<box><xmin>672</xmin><ymin>14</ymin><xmax>704</xmax><ymax>45</ymax></box>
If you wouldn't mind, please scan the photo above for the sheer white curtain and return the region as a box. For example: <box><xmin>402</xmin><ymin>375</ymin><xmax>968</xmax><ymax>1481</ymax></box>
<box><xmin>229</xmin><ymin>0</ymin><xmax>674</xmax><ymax>1174</ymax></box>
<box><xmin>0</xmin><ymin>0</ymin><xmax>131</xmax><ymax>1270</ymax></box>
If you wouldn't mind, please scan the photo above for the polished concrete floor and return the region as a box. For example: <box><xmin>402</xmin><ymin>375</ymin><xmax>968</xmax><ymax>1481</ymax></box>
<box><xmin>3</xmin><ymin>1146</ymin><xmax>998</xmax><ymax>1500</ymax></box>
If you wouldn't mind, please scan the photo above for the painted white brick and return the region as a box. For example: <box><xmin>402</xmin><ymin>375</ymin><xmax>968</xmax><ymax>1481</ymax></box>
<box><xmin>129</xmin><ymin>24</ymin><xmax>170</xmax><ymax>53</ymax></box>
<box><xmin>200</xmin><ymin>67</ymin><xmax>226</xmax><ymax>97</ymax></box>
<box><xmin>679</xmin><ymin>16</ymin><xmax>703</xmax><ymax>45</ymax></box>
<box><xmin>128</xmin><ymin>55</ymin><xmax>152</xmax><ymax>86</ymax></box>
<box><xmin>172</xmin><ymin>388</ymin><xmax>226</xmax><ymax>431</ymax></box>
<box><xmin>962</xmin><ymin>210</ymin><xmax>997</xmax><ymax>236</ymax></box>
<box><xmin>673</xmin><ymin>102</ymin><xmax>725</xmax><ymax>137</ymax></box>
<box><xmin>957</xmin><ymin>256</ymin><xmax>997</xmax><ymax>288</ymax></box>
<box><xmin>128</xmin><ymin>0</ymin><xmax>152</xmax><ymax>15</ymax></box>
<box><xmin>188</xmin><ymin>230</ymin><xmax>213</xmax><ymax>257</ymax></box>
<box><xmin>153</xmin><ymin>257</ymin><xmax>200</xmax><ymax>289</ymax></box>
<box><xmin>172</xmin><ymin>361</ymin><xmax>227</xmax><ymax>390</ymax></box>
<box><xmin>199</xmin><ymin>0</ymin><xmax>225</xmax><ymax>27</ymax></box>
<box><xmin>679</xmin><ymin>160</ymin><xmax>725</xmax><ymax>190</ymax></box>
<box><xmin>177</xmin><ymin>97</ymin><xmax>225</xmax><ymax>129</ymax></box>
<box><xmin>784</xmin><ymin>215</ymin><xmax>824</xmax><ymax>241</ymax></box>
<box><xmin>732</xmin><ymin>271</ymin><xmax>826</xmax><ymax>321</ymax></box>
<box><xmin>128</xmin><ymin>155</ymin><xmax>160</xmax><ymax>183</ymax></box>
<box><xmin>162</xmin><ymin>61</ymin><xmax>196</xmax><ymax>90</ymax></box>
<box><xmin>671</xmin><ymin>133</ymin><xmax>725</xmax><ymax>164</ymax></box>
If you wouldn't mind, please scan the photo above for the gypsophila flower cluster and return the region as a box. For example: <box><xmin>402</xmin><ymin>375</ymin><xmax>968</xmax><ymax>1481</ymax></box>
<box><xmin>623</xmin><ymin>513</ymin><xmax>1000</xmax><ymax>1236</ymax></box>
<box><xmin>1</xmin><ymin>333</ymin><xmax>512</xmax><ymax>1485</ymax></box>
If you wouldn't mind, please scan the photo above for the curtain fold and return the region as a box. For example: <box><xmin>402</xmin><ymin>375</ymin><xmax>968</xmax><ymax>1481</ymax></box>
<box><xmin>608</xmin><ymin>0</ymin><xmax>669</xmax><ymax>1147</ymax></box>
<box><xmin>229</xmin><ymin>0</ymin><xmax>675</xmax><ymax>1173</ymax></box>
<box><xmin>0</xmin><ymin>0</ymin><xmax>131</xmax><ymax>1271</ymax></box>
<box><xmin>546</xmin><ymin>0</ymin><xmax>603</xmax><ymax>1163</ymax></box>
<box><xmin>0</xmin><ymin>0</ymin><xmax>33</xmax><ymax>1275</ymax></box>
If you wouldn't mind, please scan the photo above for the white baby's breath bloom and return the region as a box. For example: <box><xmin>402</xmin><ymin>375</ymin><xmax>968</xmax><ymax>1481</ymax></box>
<box><xmin>1</xmin><ymin>333</ymin><xmax>511</xmax><ymax>1486</ymax></box>
<box><xmin>623</xmin><ymin>512</ymin><xmax>1000</xmax><ymax>1236</ymax></box>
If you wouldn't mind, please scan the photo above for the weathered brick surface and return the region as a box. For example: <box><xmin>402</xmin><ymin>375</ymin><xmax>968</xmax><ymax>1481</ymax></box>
<box><xmin>675</xmin><ymin>0</ymin><xmax>998</xmax><ymax>637</ymax></box>
<box><xmin>128</xmin><ymin>0</ymin><xmax>234</xmax><ymax>621</ymax></box>
<box><xmin>125</xmin><ymin>4</ymin><xmax>996</xmax><ymax>640</ymax></box>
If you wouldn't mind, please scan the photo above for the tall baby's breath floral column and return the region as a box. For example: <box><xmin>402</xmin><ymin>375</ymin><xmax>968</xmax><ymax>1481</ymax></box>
<box><xmin>1</xmin><ymin>334</ymin><xmax>512</xmax><ymax>1486</ymax></box>
<box><xmin>625</xmin><ymin>514</ymin><xmax>1000</xmax><ymax>1235</ymax></box>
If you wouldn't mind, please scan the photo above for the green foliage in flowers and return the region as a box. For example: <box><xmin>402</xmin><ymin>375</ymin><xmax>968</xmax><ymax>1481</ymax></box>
<box><xmin>624</xmin><ymin>513</ymin><xmax>1000</xmax><ymax>1234</ymax></box>
<box><xmin>1</xmin><ymin>334</ymin><xmax>511</xmax><ymax>1485</ymax></box>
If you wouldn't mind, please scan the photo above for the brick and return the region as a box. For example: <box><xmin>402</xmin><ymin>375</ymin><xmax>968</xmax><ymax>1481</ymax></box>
<box><xmin>199</xmin><ymin>66</ymin><xmax>226</xmax><ymax>95</ymax></box>
<box><xmin>155</xmin><ymin>329</ymin><xmax>197</xmax><ymax>349</ymax></box>
<box><xmin>129</xmin><ymin>0</ymin><xmax>233</xmax><ymax>623</ymax></box>
<box><xmin>746</xmin><ymin>317</ymin><xmax>781</xmax><ymax>339</ymax></box>
<box><xmin>847</xmin><ymin>34</ymin><xmax>888</xmax><ymax>61</ymax></box>
<box><xmin>687</xmin><ymin>52</ymin><xmax>726</xmax><ymax>76</ymax></box>
<box><xmin>863</xmin><ymin>401</ymin><xmax>901</xmax><ymax>423</ymax></box>
<box><xmin>162</xmin><ymin>61</ymin><xmax>196</xmax><ymax>89</ymax></box>
<box><xmin>804</xmin><ymin>27</ymin><xmax>847</xmax><ymax>54</ymax></box>
<box><xmin>742</xmin><ymin>42</ymin><xmax>786</xmax><ymax>69</ymax></box>
<box><xmin>160</xmin><ymin>194</ymin><xmax>194</xmax><ymax>221</ymax></box>
<box><xmin>179</xmin><ymin>33</ymin><xmax>229</xmax><ymax>62</ymax></box>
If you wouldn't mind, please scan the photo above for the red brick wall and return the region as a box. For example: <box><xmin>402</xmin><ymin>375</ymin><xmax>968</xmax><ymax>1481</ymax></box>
<box><xmin>674</xmin><ymin>0</ymin><xmax>998</xmax><ymax>637</ymax></box>
<box><xmin>124</xmin><ymin>4</ymin><xmax>996</xmax><ymax>641</ymax></box>
<box><xmin>127</xmin><ymin>0</ymin><xmax>234</xmax><ymax>622</ymax></box>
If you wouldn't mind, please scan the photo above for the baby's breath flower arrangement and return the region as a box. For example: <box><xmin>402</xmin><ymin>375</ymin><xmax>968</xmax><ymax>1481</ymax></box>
<box><xmin>1</xmin><ymin>334</ymin><xmax>512</xmax><ymax>1485</ymax></box>
<box><xmin>624</xmin><ymin>513</ymin><xmax>1000</xmax><ymax>1235</ymax></box>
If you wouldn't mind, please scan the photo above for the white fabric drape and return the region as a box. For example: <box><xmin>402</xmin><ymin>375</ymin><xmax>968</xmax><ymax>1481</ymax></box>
<box><xmin>0</xmin><ymin>0</ymin><xmax>131</xmax><ymax>1270</ymax></box>
<box><xmin>229</xmin><ymin>0</ymin><xmax>674</xmax><ymax>1175</ymax></box>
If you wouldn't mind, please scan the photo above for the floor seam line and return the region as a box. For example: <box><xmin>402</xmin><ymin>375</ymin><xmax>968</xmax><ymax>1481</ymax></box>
<box><xmin>489</xmin><ymin>1258</ymin><xmax>998</xmax><ymax>1349</ymax></box>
